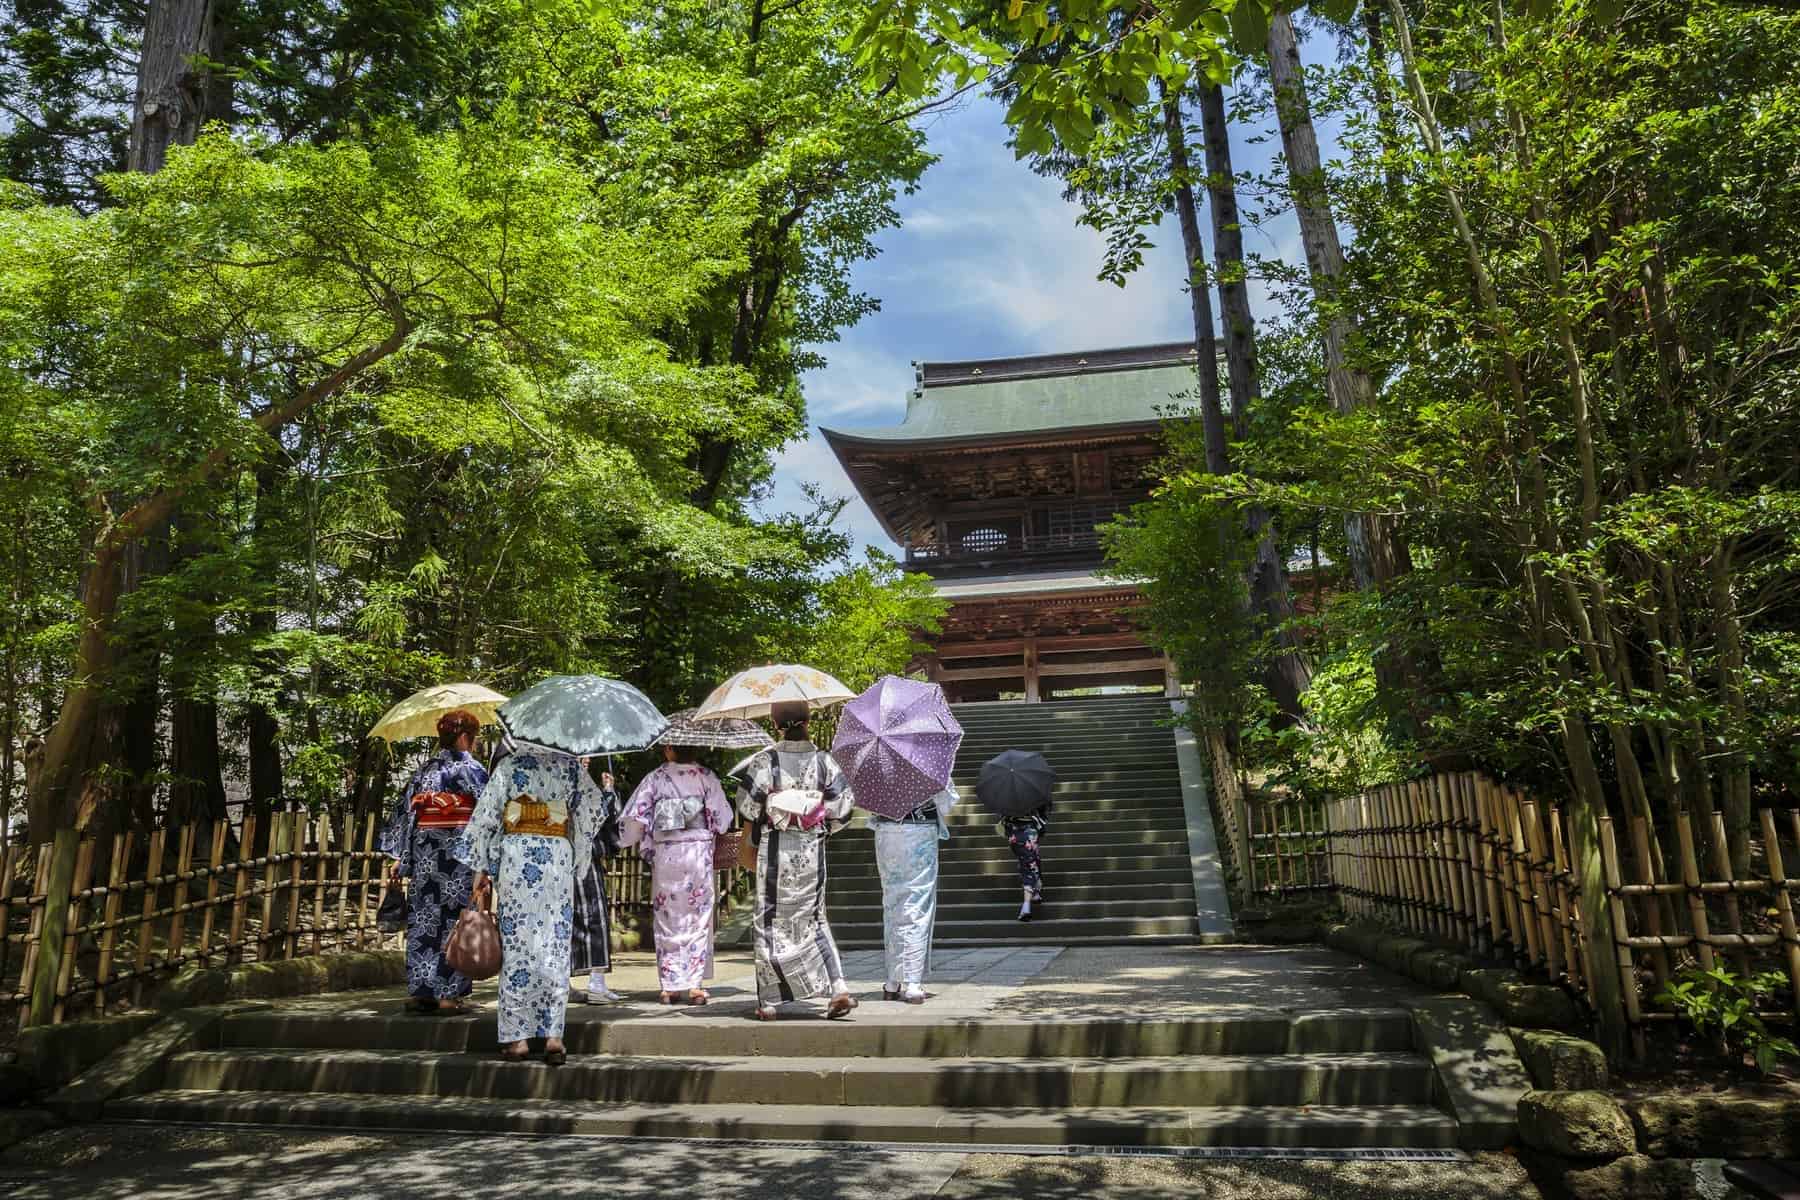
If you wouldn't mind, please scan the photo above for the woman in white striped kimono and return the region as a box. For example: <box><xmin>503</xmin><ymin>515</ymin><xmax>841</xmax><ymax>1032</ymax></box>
<box><xmin>735</xmin><ymin>702</ymin><xmax>857</xmax><ymax>1021</ymax></box>
<box><xmin>870</xmin><ymin>785</ymin><xmax>956</xmax><ymax>1004</ymax></box>
<box><xmin>457</xmin><ymin>749</ymin><xmax>607</xmax><ymax>1065</ymax></box>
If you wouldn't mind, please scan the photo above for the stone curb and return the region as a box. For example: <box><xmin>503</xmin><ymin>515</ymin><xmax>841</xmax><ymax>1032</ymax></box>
<box><xmin>1403</xmin><ymin>994</ymin><xmax>1532</xmax><ymax>1150</ymax></box>
<box><xmin>152</xmin><ymin>949</ymin><xmax>407</xmax><ymax>1011</ymax></box>
<box><xmin>1322</xmin><ymin>920</ymin><xmax>1581</xmax><ymax>1031</ymax></box>
<box><xmin>46</xmin><ymin>1002</ymin><xmax>268</xmax><ymax>1122</ymax></box>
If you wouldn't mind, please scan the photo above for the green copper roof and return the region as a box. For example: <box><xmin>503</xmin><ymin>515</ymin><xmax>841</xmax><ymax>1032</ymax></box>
<box><xmin>821</xmin><ymin>345</ymin><xmax>1199</xmax><ymax>450</ymax></box>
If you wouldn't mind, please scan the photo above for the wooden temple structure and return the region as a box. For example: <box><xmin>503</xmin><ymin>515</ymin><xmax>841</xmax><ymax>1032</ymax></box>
<box><xmin>823</xmin><ymin>342</ymin><xmax>1195</xmax><ymax>702</ymax></box>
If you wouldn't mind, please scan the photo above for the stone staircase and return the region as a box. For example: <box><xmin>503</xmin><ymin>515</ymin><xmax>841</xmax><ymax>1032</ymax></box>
<box><xmin>827</xmin><ymin>694</ymin><xmax>1201</xmax><ymax>947</ymax></box>
<box><xmin>108</xmin><ymin>971</ymin><xmax>1458</xmax><ymax>1149</ymax></box>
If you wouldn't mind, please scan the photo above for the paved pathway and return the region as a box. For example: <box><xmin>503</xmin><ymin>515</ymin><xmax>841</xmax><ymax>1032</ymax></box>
<box><xmin>0</xmin><ymin>1125</ymin><xmax>1541</xmax><ymax>1200</ymax></box>
<box><xmin>257</xmin><ymin>942</ymin><xmax>1431</xmax><ymax>1027</ymax></box>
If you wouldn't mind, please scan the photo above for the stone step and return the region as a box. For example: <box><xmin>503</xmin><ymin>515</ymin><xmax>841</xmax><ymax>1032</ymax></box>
<box><xmin>215</xmin><ymin>1009</ymin><xmax>1417</xmax><ymax>1058</ymax></box>
<box><xmin>836</xmin><ymin>866</ymin><xmax>1194</xmax><ymax>892</ymax></box>
<box><xmin>840</xmin><ymin>854</ymin><xmax>1193</xmax><ymax>879</ymax></box>
<box><xmin>926</xmin><ymin>812</ymin><xmax>1190</xmax><ymax>835</ymax></box>
<box><xmin>831</xmin><ymin>827</ymin><xmax>1189</xmax><ymax>856</ymax></box>
<box><xmin>943</xmin><ymin>771</ymin><xmax>1182</xmax><ymax>791</ymax></box>
<box><xmin>161</xmin><ymin>1049</ymin><xmax>1433</xmax><ymax>1108</ymax></box>
<box><xmin>825</xmin><ymin>881</ymin><xmax>1189</xmax><ymax>905</ymax></box>
<box><xmin>109</xmin><ymin>1091</ymin><xmax>1457</xmax><ymax>1148</ymax></box>
<box><xmin>938</xmin><ymin>779</ymin><xmax>1180</xmax><ymax>799</ymax></box>
<box><xmin>827</xmin><ymin>897</ymin><xmax>1198</xmax><ymax>925</ymax></box>
<box><xmin>834</xmin><ymin>915</ymin><xmax>1200</xmax><ymax>942</ymax></box>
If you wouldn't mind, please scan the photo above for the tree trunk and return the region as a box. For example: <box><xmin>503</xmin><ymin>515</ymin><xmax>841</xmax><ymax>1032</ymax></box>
<box><xmin>1161</xmin><ymin>86</ymin><xmax>1229</xmax><ymax>477</ymax></box>
<box><xmin>1265</xmin><ymin>10</ymin><xmax>1409</xmax><ymax>591</ymax></box>
<box><xmin>247</xmin><ymin>463</ymin><xmax>284</xmax><ymax>843</ymax></box>
<box><xmin>1361</xmin><ymin>1</ymin><xmax>1405</xmax><ymax>197</ymax></box>
<box><xmin>1197</xmin><ymin>79</ymin><xmax>1312</xmax><ymax>720</ymax></box>
<box><xmin>129</xmin><ymin>0</ymin><xmax>216</xmax><ymax>174</ymax></box>
<box><xmin>30</xmin><ymin>0</ymin><xmax>225</xmax><ymax>842</ymax></box>
<box><xmin>167</xmin><ymin>510</ymin><xmax>227</xmax><ymax>827</ymax></box>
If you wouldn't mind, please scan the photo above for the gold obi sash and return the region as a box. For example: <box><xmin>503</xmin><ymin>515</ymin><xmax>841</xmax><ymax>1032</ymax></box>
<box><xmin>503</xmin><ymin>794</ymin><xmax>568</xmax><ymax>838</ymax></box>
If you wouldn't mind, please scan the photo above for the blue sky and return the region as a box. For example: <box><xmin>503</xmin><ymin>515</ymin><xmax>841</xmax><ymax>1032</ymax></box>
<box><xmin>763</xmin><ymin>80</ymin><xmax>1313</xmax><ymax>558</ymax></box>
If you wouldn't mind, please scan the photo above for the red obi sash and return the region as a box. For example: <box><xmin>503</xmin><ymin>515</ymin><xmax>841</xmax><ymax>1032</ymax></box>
<box><xmin>412</xmin><ymin>790</ymin><xmax>477</xmax><ymax>829</ymax></box>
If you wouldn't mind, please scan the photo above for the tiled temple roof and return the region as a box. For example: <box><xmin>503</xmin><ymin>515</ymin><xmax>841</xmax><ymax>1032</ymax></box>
<box><xmin>820</xmin><ymin>341</ymin><xmax>1199</xmax><ymax>451</ymax></box>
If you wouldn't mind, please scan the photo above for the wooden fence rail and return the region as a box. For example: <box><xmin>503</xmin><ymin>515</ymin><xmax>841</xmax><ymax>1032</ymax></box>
<box><xmin>3</xmin><ymin>812</ymin><xmax>747</xmax><ymax>1030</ymax></box>
<box><xmin>1249</xmin><ymin>770</ymin><xmax>1800</xmax><ymax>1057</ymax></box>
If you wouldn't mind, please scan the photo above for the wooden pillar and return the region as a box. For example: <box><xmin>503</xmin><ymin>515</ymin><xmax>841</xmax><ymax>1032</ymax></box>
<box><xmin>1023</xmin><ymin>637</ymin><xmax>1041</xmax><ymax>703</ymax></box>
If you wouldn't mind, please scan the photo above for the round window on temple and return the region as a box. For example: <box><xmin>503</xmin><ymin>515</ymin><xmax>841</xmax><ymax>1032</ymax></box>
<box><xmin>961</xmin><ymin>526</ymin><xmax>1010</xmax><ymax>553</ymax></box>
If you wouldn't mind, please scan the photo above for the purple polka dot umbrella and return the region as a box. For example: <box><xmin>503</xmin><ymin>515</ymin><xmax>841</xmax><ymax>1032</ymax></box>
<box><xmin>830</xmin><ymin>676</ymin><xmax>964</xmax><ymax>820</ymax></box>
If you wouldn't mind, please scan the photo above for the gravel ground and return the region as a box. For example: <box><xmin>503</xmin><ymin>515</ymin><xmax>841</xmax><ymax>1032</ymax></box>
<box><xmin>0</xmin><ymin>1125</ymin><xmax>1541</xmax><ymax>1200</ymax></box>
<box><xmin>936</xmin><ymin>1152</ymin><xmax>1541</xmax><ymax>1199</ymax></box>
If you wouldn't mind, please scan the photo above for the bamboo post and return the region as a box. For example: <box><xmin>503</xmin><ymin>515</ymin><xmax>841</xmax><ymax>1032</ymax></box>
<box><xmin>335</xmin><ymin>817</ymin><xmax>357</xmax><ymax>954</ymax></box>
<box><xmin>228</xmin><ymin>813</ymin><xmax>257</xmax><ymax>964</ymax></box>
<box><xmin>1674</xmin><ymin>813</ymin><xmax>1718</xmax><ymax>975</ymax></box>
<box><xmin>1408</xmin><ymin>784</ymin><xmax>1435</xmax><ymax>936</ymax></box>
<box><xmin>284</xmin><ymin>817</ymin><xmax>305</xmax><ymax>960</ymax></box>
<box><xmin>0</xmin><ymin>844</ymin><xmax>20</xmax><ymax>990</ymax></box>
<box><xmin>131</xmin><ymin>829</ymin><xmax>166</xmax><ymax>1007</ymax></box>
<box><xmin>1455</xmin><ymin>775</ymin><xmax>1486</xmax><ymax>955</ymax></box>
<box><xmin>26</xmin><ymin>830</ymin><xmax>79</xmax><ymax>1028</ymax></box>
<box><xmin>1521</xmin><ymin>800</ymin><xmax>1563</xmax><ymax>980</ymax></box>
<box><xmin>1598</xmin><ymin>816</ymin><xmax>1646</xmax><ymax>1061</ymax></box>
<box><xmin>1758</xmin><ymin>808</ymin><xmax>1800</xmax><ymax>1021</ymax></box>
<box><xmin>1419</xmin><ymin>780</ymin><xmax>1452</xmax><ymax>939</ymax></box>
<box><xmin>166</xmin><ymin>824</ymin><xmax>196</xmax><ymax>967</ymax></box>
<box><xmin>17</xmin><ymin>845</ymin><xmax>51</xmax><ymax>1026</ymax></box>
<box><xmin>93</xmin><ymin>832</ymin><xmax>132</xmax><ymax>1016</ymax></box>
<box><xmin>311</xmin><ymin>818</ymin><xmax>329</xmax><ymax>957</ymax></box>
<box><xmin>355</xmin><ymin>814</ymin><xmax>378</xmax><ymax>949</ymax></box>
<box><xmin>1469</xmin><ymin>776</ymin><xmax>1501</xmax><ymax>955</ymax></box>
<box><xmin>1629</xmin><ymin>815</ymin><xmax>1671</xmax><ymax>987</ymax></box>
<box><xmin>1548</xmin><ymin>807</ymin><xmax>1580</xmax><ymax>988</ymax></box>
<box><xmin>199</xmin><ymin>821</ymin><xmax>227</xmax><ymax>965</ymax></box>
<box><xmin>1505</xmin><ymin>791</ymin><xmax>1543</xmax><ymax>968</ymax></box>
<box><xmin>260</xmin><ymin>813</ymin><xmax>287</xmax><ymax>962</ymax></box>
<box><xmin>50</xmin><ymin>837</ymin><xmax>94</xmax><ymax>1025</ymax></box>
<box><xmin>1705</xmin><ymin>810</ymin><xmax>1753</xmax><ymax>979</ymax></box>
<box><xmin>1494</xmin><ymin>782</ymin><xmax>1525</xmax><ymax>957</ymax></box>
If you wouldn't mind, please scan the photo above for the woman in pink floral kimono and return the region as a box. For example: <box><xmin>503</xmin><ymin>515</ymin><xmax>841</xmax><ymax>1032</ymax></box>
<box><xmin>619</xmin><ymin>744</ymin><xmax>734</xmax><ymax>1005</ymax></box>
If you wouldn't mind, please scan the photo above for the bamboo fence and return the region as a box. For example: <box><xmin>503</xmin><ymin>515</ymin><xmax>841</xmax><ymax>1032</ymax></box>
<box><xmin>1251</xmin><ymin>769</ymin><xmax>1800</xmax><ymax>1057</ymax></box>
<box><xmin>4</xmin><ymin>812</ymin><xmax>750</xmax><ymax>1030</ymax></box>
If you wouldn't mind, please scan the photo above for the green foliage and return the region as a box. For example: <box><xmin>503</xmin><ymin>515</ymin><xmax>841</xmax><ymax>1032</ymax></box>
<box><xmin>788</xmin><ymin>549</ymin><xmax>948</xmax><ymax>695</ymax></box>
<box><xmin>1657</xmin><ymin>967</ymin><xmax>1800</xmax><ymax>1075</ymax></box>
<box><xmin>1</xmin><ymin>0</ymin><xmax>942</xmax><ymax>833</ymax></box>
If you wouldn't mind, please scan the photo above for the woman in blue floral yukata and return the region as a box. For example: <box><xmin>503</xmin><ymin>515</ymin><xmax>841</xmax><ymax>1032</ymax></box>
<box><xmin>381</xmin><ymin>709</ymin><xmax>488</xmax><ymax>1014</ymax></box>
<box><xmin>456</xmin><ymin>747</ymin><xmax>607</xmax><ymax>1065</ymax></box>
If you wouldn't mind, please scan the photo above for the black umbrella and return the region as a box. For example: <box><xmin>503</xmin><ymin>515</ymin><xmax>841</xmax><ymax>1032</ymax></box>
<box><xmin>975</xmin><ymin>750</ymin><xmax>1057</xmax><ymax>818</ymax></box>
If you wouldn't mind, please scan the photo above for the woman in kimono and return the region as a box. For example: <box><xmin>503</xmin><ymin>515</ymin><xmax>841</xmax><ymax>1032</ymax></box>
<box><xmin>620</xmin><ymin>743</ymin><xmax>733</xmax><ymax>1005</ymax></box>
<box><xmin>736</xmin><ymin>701</ymin><xmax>857</xmax><ymax>1021</ymax></box>
<box><xmin>382</xmin><ymin>709</ymin><xmax>488</xmax><ymax>1014</ymax></box>
<box><xmin>870</xmin><ymin>785</ymin><xmax>956</xmax><ymax>1004</ymax></box>
<box><xmin>1003</xmin><ymin>802</ymin><xmax>1050</xmax><ymax>921</ymax></box>
<box><xmin>457</xmin><ymin>748</ymin><xmax>607</xmax><ymax>1065</ymax></box>
<box><xmin>570</xmin><ymin>764</ymin><xmax>623</xmax><ymax>1004</ymax></box>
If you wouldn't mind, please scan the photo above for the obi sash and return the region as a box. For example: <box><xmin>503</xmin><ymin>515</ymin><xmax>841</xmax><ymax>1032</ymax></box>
<box><xmin>504</xmin><ymin>794</ymin><xmax>568</xmax><ymax>838</ymax></box>
<box><xmin>411</xmin><ymin>790</ymin><xmax>477</xmax><ymax>829</ymax></box>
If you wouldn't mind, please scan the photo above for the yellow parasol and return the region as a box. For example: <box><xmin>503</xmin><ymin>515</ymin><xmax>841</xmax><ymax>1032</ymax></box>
<box><xmin>370</xmin><ymin>682</ymin><xmax>509</xmax><ymax>743</ymax></box>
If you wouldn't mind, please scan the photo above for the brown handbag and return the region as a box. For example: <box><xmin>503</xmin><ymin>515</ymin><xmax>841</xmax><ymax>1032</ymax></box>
<box><xmin>712</xmin><ymin>826</ymin><xmax>745</xmax><ymax>872</ymax></box>
<box><xmin>445</xmin><ymin>890</ymin><xmax>503</xmax><ymax>980</ymax></box>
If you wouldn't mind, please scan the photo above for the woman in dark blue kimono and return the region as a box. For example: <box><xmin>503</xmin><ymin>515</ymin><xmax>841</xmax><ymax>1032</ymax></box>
<box><xmin>382</xmin><ymin>709</ymin><xmax>489</xmax><ymax>1013</ymax></box>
